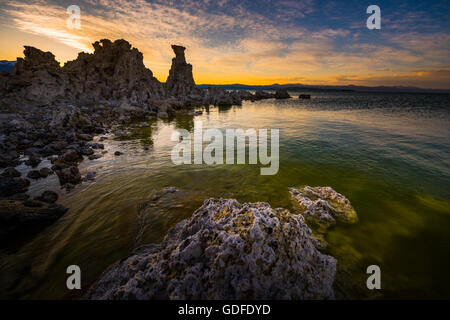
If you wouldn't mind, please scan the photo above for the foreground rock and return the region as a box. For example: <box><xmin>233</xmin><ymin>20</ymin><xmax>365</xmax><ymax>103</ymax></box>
<box><xmin>289</xmin><ymin>186</ymin><xmax>358</xmax><ymax>230</ymax></box>
<box><xmin>88</xmin><ymin>198</ymin><xmax>336</xmax><ymax>299</ymax></box>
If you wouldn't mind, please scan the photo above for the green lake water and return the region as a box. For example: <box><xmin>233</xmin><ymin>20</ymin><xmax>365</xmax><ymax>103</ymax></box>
<box><xmin>1</xmin><ymin>91</ymin><xmax>449</xmax><ymax>299</ymax></box>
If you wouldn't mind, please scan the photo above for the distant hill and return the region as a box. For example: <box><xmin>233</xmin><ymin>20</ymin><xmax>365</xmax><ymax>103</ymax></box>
<box><xmin>198</xmin><ymin>83</ymin><xmax>450</xmax><ymax>94</ymax></box>
<box><xmin>0</xmin><ymin>60</ymin><xmax>16</xmax><ymax>72</ymax></box>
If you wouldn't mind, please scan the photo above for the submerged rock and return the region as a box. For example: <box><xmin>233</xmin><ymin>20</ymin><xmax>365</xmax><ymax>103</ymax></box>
<box><xmin>0</xmin><ymin>177</ymin><xmax>30</xmax><ymax>197</ymax></box>
<box><xmin>26</xmin><ymin>170</ymin><xmax>41</xmax><ymax>180</ymax></box>
<box><xmin>289</xmin><ymin>186</ymin><xmax>358</xmax><ymax>230</ymax></box>
<box><xmin>88</xmin><ymin>198</ymin><xmax>336</xmax><ymax>300</ymax></box>
<box><xmin>25</xmin><ymin>154</ymin><xmax>41</xmax><ymax>167</ymax></box>
<box><xmin>55</xmin><ymin>166</ymin><xmax>81</xmax><ymax>185</ymax></box>
<box><xmin>39</xmin><ymin>167</ymin><xmax>53</xmax><ymax>178</ymax></box>
<box><xmin>88</xmin><ymin>154</ymin><xmax>103</xmax><ymax>160</ymax></box>
<box><xmin>35</xmin><ymin>190</ymin><xmax>58</xmax><ymax>204</ymax></box>
<box><xmin>59</xmin><ymin>149</ymin><xmax>81</xmax><ymax>163</ymax></box>
<box><xmin>83</xmin><ymin>171</ymin><xmax>96</xmax><ymax>181</ymax></box>
<box><xmin>0</xmin><ymin>199</ymin><xmax>67</xmax><ymax>239</ymax></box>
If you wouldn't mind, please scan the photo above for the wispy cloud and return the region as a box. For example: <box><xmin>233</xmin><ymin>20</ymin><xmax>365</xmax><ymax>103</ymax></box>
<box><xmin>0</xmin><ymin>0</ymin><xmax>449</xmax><ymax>88</ymax></box>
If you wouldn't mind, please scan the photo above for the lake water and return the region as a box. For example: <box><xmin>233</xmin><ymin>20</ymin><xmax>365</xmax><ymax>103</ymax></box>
<box><xmin>1</xmin><ymin>91</ymin><xmax>449</xmax><ymax>299</ymax></box>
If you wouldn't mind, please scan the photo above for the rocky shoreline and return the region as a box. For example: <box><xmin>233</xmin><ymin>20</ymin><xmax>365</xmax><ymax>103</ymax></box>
<box><xmin>0</xmin><ymin>39</ymin><xmax>293</xmax><ymax>240</ymax></box>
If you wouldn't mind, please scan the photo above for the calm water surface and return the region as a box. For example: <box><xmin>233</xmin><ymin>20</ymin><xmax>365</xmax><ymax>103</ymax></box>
<box><xmin>1</xmin><ymin>91</ymin><xmax>449</xmax><ymax>299</ymax></box>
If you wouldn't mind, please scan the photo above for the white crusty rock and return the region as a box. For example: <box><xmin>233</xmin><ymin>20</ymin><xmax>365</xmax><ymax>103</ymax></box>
<box><xmin>88</xmin><ymin>198</ymin><xmax>336</xmax><ymax>300</ymax></box>
<box><xmin>289</xmin><ymin>186</ymin><xmax>358</xmax><ymax>229</ymax></box>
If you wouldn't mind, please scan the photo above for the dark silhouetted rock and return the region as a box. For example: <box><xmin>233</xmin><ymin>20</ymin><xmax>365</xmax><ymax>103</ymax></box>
<box><xmin>26</xmin><ymin>170</ymin><xmax>41</xmax><ymax>180</ymax></box>
<box><xmin>39</xmin><ymin>167</ymin><xmax>53</xmax><ymax>178</ymax></box>
<box><xmin>274</xmin><ymin>89</ymin><xmax>291</xmax><ymax>99</ymax></box>
<box><xmin>1</xmin><ymin>46</ymin><xmax>65</xmax><ymax>107</ymax></box>
<box><xmin>88</xmin><ymin>154</ymin><xmax>103</xmax><ymax>160</ymax></box>
<box><xmin>0</xmin><ymin>177</ymin><xmax>30</xmax><ymax>197</ymax></box>
<box><xmin>64</xmin><ymin>39</ymin><xmax>165</xmax><ymax>105</ymax></box>
<box><xmin>1</xmin><ymin>39</ymin><xmax>165</xmax><ymax>108</ymax></box>
<box><xmin>1</xmin><ymin>167</ymin><xmax>21</xmax><ymax>178</ymax></box>
<box><xmin>60</xmin><ymin>149</ymin><xmax>80</xmax><ymax>163</ymax></box>
<box><xmin>255</xmin><ymin>90</ymin><xmax>275</xmax><ymax>100</ymax></box>
<box><xmin>83</xmin><ymin>171</ymin><xmax>96</xmax><ymax>182</ymax></box>
<box><xmin>25</xmin><ymin>154</ymin><xmax>41</xmax><ymax>167</ymax></box>
<box><xmin>165</xmin><ymin>45</ymin><xmax>199</xmax><ymax>98</ymax></box>
<box><xmin>0</xmin><ymin>39</ymin><xmax>247</xmax><ymax>111</ymax></box>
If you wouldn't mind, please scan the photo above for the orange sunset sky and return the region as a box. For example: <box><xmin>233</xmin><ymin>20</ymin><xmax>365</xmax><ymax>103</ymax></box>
<box><xmin>0</xmin><ymin>0</ymin><xmax>449</xmax><ymax>89</ymax></box>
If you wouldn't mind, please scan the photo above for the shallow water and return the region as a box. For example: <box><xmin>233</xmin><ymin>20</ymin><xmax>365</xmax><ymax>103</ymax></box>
<box><xmin>1</xmin><ymin>91</ymin><xmax>449</xmax><ymax>299</ymax></box>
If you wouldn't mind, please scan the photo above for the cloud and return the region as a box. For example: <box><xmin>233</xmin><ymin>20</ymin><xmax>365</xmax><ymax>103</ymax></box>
<box><xmin>0</xmin><ymin>0</ymin><xmax>449</xmax><ymax>88</ymax></box>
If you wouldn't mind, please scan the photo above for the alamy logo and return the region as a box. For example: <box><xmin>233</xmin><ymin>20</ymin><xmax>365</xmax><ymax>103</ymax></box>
<box><xmin>66</xmin><ymin>265</ymin><xmax>81</xmax><ymax>290</ymax></box>
<box><xmin>366</xmin><ymin>5</ymin><xmax>381</xmax><ymax>29</ymax></box>
<box><xmin>171</xmin><ymin>121</ymin><xmax>279</xmax><ymax>175</ymax></box>
<box><xmin>366</xmin><ymin>265</ymin><xmax>381</xmax><ymax>289</ymax></box>
<box><xmin>67</xmin><ymin>5</ymin><xmax>81</xmax><ymax>30</ymax></box>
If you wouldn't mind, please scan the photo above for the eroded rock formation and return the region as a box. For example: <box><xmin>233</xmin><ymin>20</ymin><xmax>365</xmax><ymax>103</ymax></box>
<box><xmin>165</xmin><ymin>45</ymin><xmax>199</xmax><ymax>98</ymax></box>
<box><xmin>1</xmin><ymin>47</ymin><xmax>65</xmax><ymax>107</ymax></box>
<box><xmin>88</xmin><ymin>197</ymin><xmax>336</xmax><ymax>300</ymax></box>
<box><xmin>63</xmin><ymin>39</ymin><xmax>165</xmax><ymax>105</ymax></box>
<box><xmin>0</xmin><ymin>40</ymin><xmax>169</xmax><ymax>108</ymax></box>
<box><xmin>0</xmin><ymin>39</ymin><xmax>281</xmax><ymax>110</ymax></box>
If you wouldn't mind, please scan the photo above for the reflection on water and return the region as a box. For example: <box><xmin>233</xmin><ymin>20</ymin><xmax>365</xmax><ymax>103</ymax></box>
<box><xmin>1</xmin><ymin>91</ymin><xmax>449</xmax><ymax>299</ymax></box>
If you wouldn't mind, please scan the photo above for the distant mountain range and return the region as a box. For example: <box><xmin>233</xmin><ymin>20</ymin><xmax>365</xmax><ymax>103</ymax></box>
<box><xmin>1</xmin><ymin>58</ymin><xmax>448</xmax><ymax>93</ymax></box>
<box><xmin>198</xmin><ymin>83</ymin><xmax>450</xmax><ymax>94</ymax></box>
<box><xmin>0</xmin><ymin>60</ymin><xmax>16</xmax><ymax>72</ymax></box>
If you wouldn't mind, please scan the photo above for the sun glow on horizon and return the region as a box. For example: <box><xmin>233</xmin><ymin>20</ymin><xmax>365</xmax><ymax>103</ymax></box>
<box><xmin>0</xmin><ymin>0</ymin><xmax>449</xmax><ymax>89</ymax></box>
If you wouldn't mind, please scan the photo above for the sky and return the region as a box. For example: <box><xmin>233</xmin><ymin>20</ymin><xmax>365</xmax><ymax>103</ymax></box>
<box><xmin>0</xmin><ymin>0</ymin><xmax>449</xmax><ymax>88</ymax></box>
